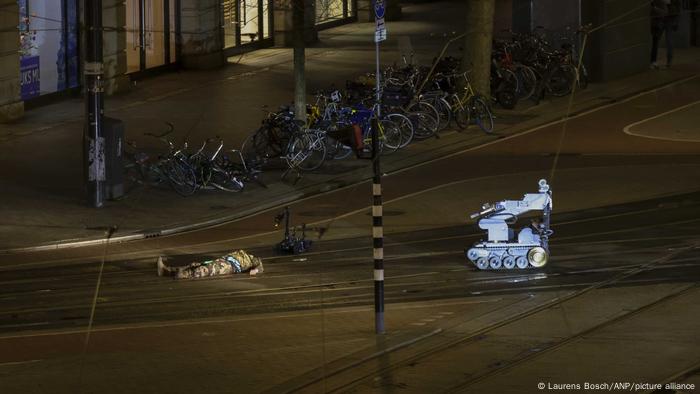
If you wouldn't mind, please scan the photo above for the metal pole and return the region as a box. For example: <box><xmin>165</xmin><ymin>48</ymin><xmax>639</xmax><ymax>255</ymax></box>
<box><xmin>375</xmin><ymin>41</ymin><xmax>381</xmax><ymax>114</ymax></box>
<box><xmin>293</xmin><ymin>0</ymin><xmax>306</xmax><ymax>124</ymax></box>
<box><xmin>373</xmin><ymin>17</ymin><xmax>385</xmax><ymax>335</ymax></box>
<box><xmin>372</xmin><ymin>118</ymin><xmax>384</xmax><ymax>335</ymax></box>
<box><xmin>84</xmin><ymin>0</ymin><xmax>105</xmax><ymax>208</ymax></box>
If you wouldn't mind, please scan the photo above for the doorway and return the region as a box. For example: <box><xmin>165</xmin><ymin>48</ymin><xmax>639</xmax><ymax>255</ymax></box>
<box><xmin>222</xmin><ymin>0</ymin><xmax>273</xmax><ymax>53</ymax></box>
<box><xmin>126</xmin><ymin>0</ymin><xmax>177</xmax><ymax>74</ymax></box>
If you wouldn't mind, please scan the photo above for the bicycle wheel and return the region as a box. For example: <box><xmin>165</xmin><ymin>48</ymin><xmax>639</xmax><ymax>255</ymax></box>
<box><xmin>141</xmin><ymin>162</ymin><xmax>165</xmax><ymax>186</ymax></box>
<box><xmin>409</xmin><ymin>101</ymin><xmax>440</xmax><ymax>134</ymax></box>
<box><xmin>453</xmin><ymin>100</ymin><xmax>470</xmax><ymax>131</ymax></box>
<box><xmin>209</xmin><ymin>165</ymin><xmax>244</xmax><ymax>192</ymax></box>
<box><xmin>386</xmin><ymin>113</ymin><xmax>414</xmax><ymax>148</ymax></box>
<box><xmin>470</xmin><ymin>96</ymin><xmax>495</xmax><ymax>134</ymax></box>
<box><xmin>325</xmin><ymin>136</ymin><xmax>354</xmax><ymax>160</ymax></box>
<box><xmin>546</xmin><ymin>64</ymin><xmax>576</xmax><ymax>97</ymax></box>
<box><xmin>407</xmin><ymin>111</ymin><xmax>437</xmax><ymax>140</ymax></box>
<box><xmin>379</xmin><ymin>119</ymin><xmax>402</xmax><ymax>154</ymax></box>
<box><xmin>494</xmin><ymin>69</ymin><xmax>519</xmax><ymax>110</ymax></box>
<box><xmin>162</xmin><ymin>157</ymin><xmax>197</xmax><ymax>196</ymax></box>
<box><xmin>286</xmin><ymin>131</ymin><xmax>327</xmax><ymax>172</ymax></box>
<box><xmin>191</xmin><ymin>156</ymin><xmax>212</xmax><ymax>191</ymax></box>
<box><xmin>241</xmin><ymin>131</ymin><xmax>268</xmax><ymax>171</ymax></box>
<box><xmin>514</xmin><ymin>64</ymin><xmax>537</xmax><ymax>101</ymax></box>
<box><xmin>426</xmin><ymin>96</ymin><xmax>452</xmax><ymax>131</ymax></box>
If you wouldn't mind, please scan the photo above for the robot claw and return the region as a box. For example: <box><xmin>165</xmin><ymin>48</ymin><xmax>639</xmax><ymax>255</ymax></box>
<box><xmin>465</xmin><ymin>179</ymin><xmax>553</xmax><ymax>270</ymax></box>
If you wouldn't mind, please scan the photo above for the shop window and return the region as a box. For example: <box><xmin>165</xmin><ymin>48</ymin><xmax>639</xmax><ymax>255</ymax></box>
<box><xmin>316</xmin><ymin>0</ymin><xmax>346</xmax><ymax>25</ymax></box>
<box><xmin>222</xmin><ymin>0</ymin><xmax>272</xmax><ymax>49</ymax></box>
<box><xmin>126</xmin><ymin>0</ymin><xmax>176</xmax><ymax>73</ymax></box>
<box><xmin>240</xmin><ymin>0</ymin><xmax>260</xmax><ymax>44</ymax></box>
<box><xmin>18</xmin><ymin>0</ymin><xmax>79</xmax><ymax>100</ymax></box>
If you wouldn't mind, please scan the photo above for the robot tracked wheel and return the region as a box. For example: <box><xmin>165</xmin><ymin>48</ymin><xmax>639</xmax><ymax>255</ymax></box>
<box><xmin>465</xmin><ymin>179</ymin><xmax>553</xmax><ymax>270</ymax></box>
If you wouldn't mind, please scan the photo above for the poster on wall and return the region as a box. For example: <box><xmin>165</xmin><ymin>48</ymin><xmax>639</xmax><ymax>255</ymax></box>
<box><xmin>18</xmin><ymin>0</ymin><xmax>79</xmax><ymax>100</ymax></box>
<box><xmin>20</xmin><ymin>56</ymin><xmax>40</xmax><ymax>99</ymax></box>
<box><xmin>18</xmin><ymin>0</ymin><xmax>39</xmax><ymax>100</ymax></box>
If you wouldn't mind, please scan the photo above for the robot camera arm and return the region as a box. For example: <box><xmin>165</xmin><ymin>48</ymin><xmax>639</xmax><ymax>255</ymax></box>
<box><xmin>469</xmin><ymin>203</ymin><xmax>504</xmax><ymax>220</ymax></box>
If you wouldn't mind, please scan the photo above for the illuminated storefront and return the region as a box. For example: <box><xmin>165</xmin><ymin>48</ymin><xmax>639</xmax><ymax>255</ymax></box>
<box><xmin>126</xmin><ymin>0</ymin><xmax>178</xmax><ymax>74</ymax></box>
<box><xmin>222</xmin><ymin>0</ymin><xmax>273</xmax><ymax>52</ymax></box>
<box><xmin>315</xmin><ymin>0</ymin><xmax>355</xmax><ymax>26</ymax></box>
<box><xmin>13</xmin><ymin>0</ymin><xmax>360</xmax><ymax>104</ymax></box>
<box><xmin>18</xmin><ymin>0</ymin><xmax>79</xmax><ymax>100</ymax></box>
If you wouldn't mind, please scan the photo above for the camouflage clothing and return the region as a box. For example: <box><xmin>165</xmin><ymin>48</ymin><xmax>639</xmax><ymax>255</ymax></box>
<box><xmin>159</xmin><ymin>250</ymin><xmax>264</xmax><ymax>279</ymax></box>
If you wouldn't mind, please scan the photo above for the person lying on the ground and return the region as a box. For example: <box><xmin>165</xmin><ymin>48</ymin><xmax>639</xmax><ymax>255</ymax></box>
<box><xmin>157</xmin><ymin>250</ymin><xmax>264</xmax><ymax>279</ymax></box>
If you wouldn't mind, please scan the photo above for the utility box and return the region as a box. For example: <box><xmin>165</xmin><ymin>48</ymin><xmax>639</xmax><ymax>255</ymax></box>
<box><xmin>103</xmin><ymin>117</ymin><xmax>124</xmax><ymax>200</ymax></box>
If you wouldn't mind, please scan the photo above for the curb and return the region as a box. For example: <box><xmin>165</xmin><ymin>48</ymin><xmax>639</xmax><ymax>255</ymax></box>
<box><xmin>2</xmin><ymin>72</ymin><xmax>698</xmax><ymax>255</ymax></box>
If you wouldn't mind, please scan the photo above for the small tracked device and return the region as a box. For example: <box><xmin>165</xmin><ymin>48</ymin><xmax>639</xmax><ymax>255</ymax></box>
<box><xmin>274</xmin><ymin>206</ymin><xmax>312</xmax><ymax>255</ymax></box>
<box><xmin>466</xmin><ymin>179</ymin><xmax>553</xmax><ymax>270</ymax></box>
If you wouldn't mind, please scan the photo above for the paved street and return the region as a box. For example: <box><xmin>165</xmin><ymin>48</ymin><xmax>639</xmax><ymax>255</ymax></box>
<box><xmin>1</xmin><ymin>192</ymin><xmax>699</xmax><ymax>393</ymax></box>
<box><xmin>1</xmin><ymin>0</ymin><xmax>700</xmax><ymax>392</ymax></box>
<box><xmin>2</xmin><ymin>59</ymin><xmax>700</xmax><ymax>392</ymax></box>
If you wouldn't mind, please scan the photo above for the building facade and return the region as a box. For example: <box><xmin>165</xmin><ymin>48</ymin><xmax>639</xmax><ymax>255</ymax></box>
<box><xmin>1</xmin><ymin>0</ymin><xmax>24</xmax><ymax>121</ymax></box>
<box><xmin>505</xmin><ymin>0</ymin><xmax>699</xmax><ymax>82</ymax></box>
<box><xmin>6</xmin><ymin>1</ymin><xmax>692</xmax><ymax>121</ymax></box>
<box><xmin>0</xmin><ymin>0</ymin><xmax>361</xmax><ymax>120</ymax></box>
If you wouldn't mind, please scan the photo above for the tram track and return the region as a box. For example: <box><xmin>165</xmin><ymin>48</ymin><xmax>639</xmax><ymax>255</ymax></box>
<box><xmin>3</xmin><ymin>260</ymin><xmax>698</xmax><ymax>336</ymax></box>
<box><xmin>0</xmin><ymin>240</ymin><xmax>697</xmax><ymax>335</ymax></box>
<box><xmin>279</xmin><ymin>242</ymin><xmax>699</xmax><ymax>393</ymax></box>
<box><xmin>0</xmin><ymin>242</ymin><xmax>689</xmax><ymax>308</ymax></box>
<box><xmin>0</xmin><ymin>223</ymin><xmax>694</xmax><ymax>289</ymax></box>
<box><xmin>443</xmin><ymin>284</ymin><xmax>700</xmax><ymax>393</ymax></box>
<box><xmin>1</xmin><ymin>190</ymin><xmax>697</xmax><ymax>270</ymax></box>
<box><xmin>2</xmin><ymin>249</ymin><xmax>697</xmax><ymax>320</ymax></box>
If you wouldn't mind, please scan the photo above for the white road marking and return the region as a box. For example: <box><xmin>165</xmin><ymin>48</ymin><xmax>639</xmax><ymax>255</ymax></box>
<box><xmin>622</xmin><ymin>99</ymin><xmax>700</xmax><ymax>142</ymax></box>
<box><xmin>0</xmin><ymin>359</ymin><xmax>42</xmax><ymax>367</ymax></box>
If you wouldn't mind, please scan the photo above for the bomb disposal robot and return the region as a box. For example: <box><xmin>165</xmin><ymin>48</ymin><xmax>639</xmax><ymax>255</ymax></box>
<box><xmin>466</xmin><ymin>179</ymin><xmax>553</xmax><ymax>270</ymax></box>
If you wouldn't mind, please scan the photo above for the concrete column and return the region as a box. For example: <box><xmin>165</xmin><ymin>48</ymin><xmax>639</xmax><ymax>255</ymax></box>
<box><xmin>532</xmin><ymin>0</ymin><xmax>580</xmax><ymax>33</ymax></box>
<box><xmin>581</xmin><ymin>0</ymin><xmax>649</xmax><ymax>82</ymax></box>
<box><xmin>180</xmin><ymin>0</ymin><xmax>225</xmax><ymax>69</ymax></box>
<box><xmin>357</xmin><ymin>0</ymin><xmax>371</xmax><ymax>22</ymax></box>
<box><xmin>357</xmin><ymin>0</ymin><xmax>401</xmax><ymax>23</ymax></box>
<box><xmin>103</xmin><ymin>0</ymin><xmax>130</xmax><ymax>94</ymax></box>
<box><xmin>493</xmin><ymin>0</ymin><xmax>513</xmax><ymax>36</ymax></box>
<box><xmin>462</xmin><ymin>0</ymin><xmax>496</xmax><ymax>97</ymax></box>
<box><xmin>511</xmin><ymin>0</ymin><xmax>532</xmax><ymax>33</ymax></box>
<box><xmin>0</xmin><ymin>0</ymin><xmax>24</xmax><ymax>122</ymax></box>
<box><xmin>274</xmin><ymin>0</ymin><xmax>318</xmax><ymax>47</ymax></box>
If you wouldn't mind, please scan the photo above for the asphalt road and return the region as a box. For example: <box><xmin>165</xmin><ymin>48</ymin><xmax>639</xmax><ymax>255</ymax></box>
<box><xmin>0</xmin><ymin>190</ymin><xmax>699</xmax><ymax>333</ymax></box>
<box><xmin>1</xmin><ymin>76</ymin><xmax>699</xmax><ymax>393</ymax></box>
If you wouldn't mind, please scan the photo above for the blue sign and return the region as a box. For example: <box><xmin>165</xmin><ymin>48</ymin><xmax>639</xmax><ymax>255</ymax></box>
<box><xmin>58</xmin><ymin>0</ymin><xmax>79</xmax><ymax>91</ymax></box>
<box><xmin>20</xmin><ymin>56</ymin><xmax>40</xmax><ymax>100</ymax></box>
<box><xmin>374</xmin><ymin>0</ymin><xmax>386</xmax><ymax>19</ymax></box>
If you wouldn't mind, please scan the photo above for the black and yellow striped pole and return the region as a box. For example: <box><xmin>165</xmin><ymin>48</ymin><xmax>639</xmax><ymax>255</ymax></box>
<box><xmin>372</xmin><ymin>0</ymin><xmax>386</xmax><ymax>335</ymax></box>
<box><xmin>371</xmin><ymin>117</ymin><xmax>385</xmax><ymax>334</ymax></box>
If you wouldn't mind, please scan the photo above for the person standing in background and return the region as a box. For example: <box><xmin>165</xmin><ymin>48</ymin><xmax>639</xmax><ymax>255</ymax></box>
<box><xmin>651</xmin><ymin>0</ymin><xmax>682</xmax><ymax>69</ymax></box>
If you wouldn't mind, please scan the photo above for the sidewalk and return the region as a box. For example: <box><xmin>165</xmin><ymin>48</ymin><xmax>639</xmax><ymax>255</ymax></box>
<box><xmin>1</xmin><ymin>0</ymin><xmax>699</xmax><ymax>251</ymax></box>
